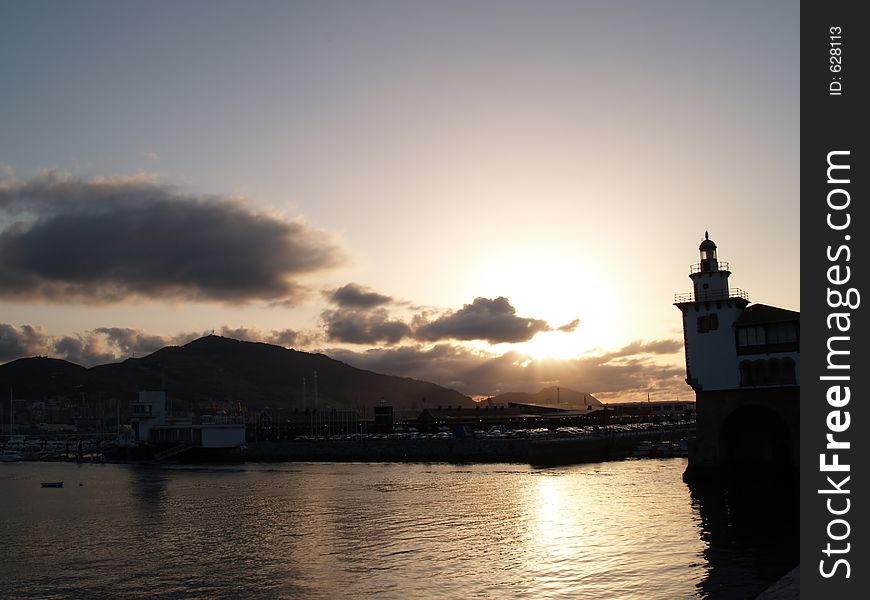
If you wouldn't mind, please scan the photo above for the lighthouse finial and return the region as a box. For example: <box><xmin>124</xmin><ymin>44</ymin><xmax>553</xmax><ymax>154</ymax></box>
<box><xmin>705</xmin><ymin>230</ymin><xmax>709</xmax><ymax>240</ymax></box>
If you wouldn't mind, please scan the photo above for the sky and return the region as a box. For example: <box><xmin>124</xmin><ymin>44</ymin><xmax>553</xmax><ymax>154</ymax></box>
<box><xmin>0</xmin><ymin>0</ymin><xmax>799</xmax><ymax>401</ymax></box>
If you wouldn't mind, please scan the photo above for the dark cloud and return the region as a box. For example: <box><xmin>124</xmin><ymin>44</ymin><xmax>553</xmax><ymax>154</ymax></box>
<box><xmin>47</xmin><ymin>327</ymin><xmax>197</xmax><ymax>365</ymax></box>
<box><xmin>326</xmin><ymin>283</ymin><xmax>393</xmax><ymax>308</ymax></box>
<box><xmin>0</xmin><ymin>172</ymin><xmax>343</xmax><ymax>304</ymax></box>
<box><xmin>0</xmin><ymin>323</ymin><xmax>52</xmax><ymax>361</ymax></box>
<box><xmin>319</xmin><ymin>290</ymin><xmax>558</xmax><ymax>346</ymax></box>
<box><xmin>0</xmin><ymin>323</ymin><xmax>314</xmax><ymax>366</ymax></box>
<box><xmin>53</xmin><ymin>334</ymin><xmax>121</xmax><ymax>366</ymax></box>
<box><xmin>321</xmin><ymin>308</ymin><xmax>412</xmax><ymax>345</ymax></box>
<box><xmin>415</xmin><ymin>296</ymin><xmax>551</xmax><ymax>344</ymax></box>
<box><xmin>329</xmin><ymin>343</ymin><xmax>466</xmax><ymax>379</ymax></box>
<box><xmin>557</xmin><ymin>318</ymin><xmax>580</xmax><ymax>333</ymax></box>
<box><xmin>319</xmin><ymin>290</ymin><xmax>562</xmax><ymax>346</ymax></box>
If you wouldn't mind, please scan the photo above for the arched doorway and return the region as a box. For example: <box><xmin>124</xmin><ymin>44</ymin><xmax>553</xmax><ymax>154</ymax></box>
<box><xmin>719</xmin><ymin>405</ymin><xmax>791</xmax><ymax>473</ymax></box>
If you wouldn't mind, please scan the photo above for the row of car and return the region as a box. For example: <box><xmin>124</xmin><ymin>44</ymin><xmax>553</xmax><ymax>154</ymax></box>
<box><xmin>284</xmin><ymin>422</ymin><xmax>692</xmax><ymax>443</ymax></box>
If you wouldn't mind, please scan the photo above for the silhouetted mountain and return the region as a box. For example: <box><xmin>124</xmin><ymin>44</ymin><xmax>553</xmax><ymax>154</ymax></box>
<box><xmin>0</xmin><ymin>356</ymin><xmax>88</xmax><ymax>398</ymax></box>
<box><xmin>490</xmin><ymin>386</ymin><xmax>602</xmax><ymax>409</ymax></box>
<box><xmin>0</xmin><ymin>336</ymin><xmax>472</xmax><ymax>416</ymax></box>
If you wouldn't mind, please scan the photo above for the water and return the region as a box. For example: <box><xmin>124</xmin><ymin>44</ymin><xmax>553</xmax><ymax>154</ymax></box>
<box><xmin>0</xmin><ymin>459</ymin><xmax>796</xmax><ymax>599</ymax></box>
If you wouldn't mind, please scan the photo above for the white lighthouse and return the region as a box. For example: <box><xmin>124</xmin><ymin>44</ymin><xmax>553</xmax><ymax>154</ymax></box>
<box><xmin>674</xmin><ymin>233</ymin><xmax>750</xmax><ymax>391</ymax></box>
<box><xmin>674</xmin><ymin>233</ymin><xmax>800</xmax><ymax>480</ymax></box>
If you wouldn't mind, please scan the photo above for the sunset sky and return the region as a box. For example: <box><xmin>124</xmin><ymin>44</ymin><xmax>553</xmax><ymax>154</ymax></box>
<box><xmin>0</xmin><ymin>0</ymin><xmax>799</xmax><ymax>401</ymax></box>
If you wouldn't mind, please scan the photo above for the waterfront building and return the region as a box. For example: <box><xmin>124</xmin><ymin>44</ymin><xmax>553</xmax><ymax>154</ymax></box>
<box><xmin>674</xmin><ymin>233</ymin><xmax>799</xmax><ymax>479</ymax></box>
<box><xmin>603</xmin><ymin>400</ymin><xmax>695</xmax><ymax>422</ymax></box>
<box><xmin>127</xmin><ymin>391</ymin><xmax>245</xmax><ymax>456</ymax></box>
<box><xmin>416</xmin><ymin>405</ymin><xmax>529</xmax><ymax>432</ymax></box>
<box><xmin>249</xmin><ymin>407</ymin><xmax>368</xmax><ymax>439</ymax></box>
<box><xmin>415</xmin><ymin>403</ymin><xmax>607</xmax><ymax>433</ymax></box>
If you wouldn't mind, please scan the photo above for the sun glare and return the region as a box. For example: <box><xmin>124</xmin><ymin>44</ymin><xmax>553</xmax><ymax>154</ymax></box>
<box><xmin>474</xmin><ymin>253</ymin><xmax>624</xmax><ymax>359</ymax></box>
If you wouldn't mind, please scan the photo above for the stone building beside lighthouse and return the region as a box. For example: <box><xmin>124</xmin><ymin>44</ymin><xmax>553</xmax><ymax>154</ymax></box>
<box><xmin>674</xmin><ymin>233</ymin><xmax>799</xmax><ymax>480</ymax></box>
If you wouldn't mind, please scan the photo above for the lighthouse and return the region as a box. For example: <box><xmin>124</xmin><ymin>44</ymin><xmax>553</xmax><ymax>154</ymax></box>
<box><xmin>674</xmin><ymin>233</ymin><xmax>750</xmax><ymax>392</ymax></box>
<box><xmin>674</xmin><ymin>233</ymin><xmax>800</xmax><ymax>480</ymax></box>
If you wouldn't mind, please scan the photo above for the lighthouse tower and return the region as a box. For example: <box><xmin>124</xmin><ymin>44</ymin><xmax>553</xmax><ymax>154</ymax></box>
<box><xmin>674</xmin><ymin>233</ymin><xmax>750</xmax><ymax>391</ymax></box>
<box><xmin>674</xmin><ymin>233</ymin><xmax>800</xmax><ymax>480</ymax></box>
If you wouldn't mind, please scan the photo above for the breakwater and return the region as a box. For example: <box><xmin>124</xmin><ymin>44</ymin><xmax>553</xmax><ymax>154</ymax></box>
<box><xmin>241</xmin><ymin>425</ymin><xmax>695</xmax><ymax>465</ymax></box>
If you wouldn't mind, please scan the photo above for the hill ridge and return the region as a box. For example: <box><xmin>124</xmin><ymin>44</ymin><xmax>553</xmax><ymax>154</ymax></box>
<box><xmin>0</xmin><ymin>335</ymin><xmax>472</xmax><ymax>416</ymax></box>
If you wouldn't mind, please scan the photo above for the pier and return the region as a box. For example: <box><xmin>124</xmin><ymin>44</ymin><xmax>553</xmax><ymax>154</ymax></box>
<box><xmin>240</xmin><ymin>424</ymin><xmax>694</xmax><ymax>465</ymax></box>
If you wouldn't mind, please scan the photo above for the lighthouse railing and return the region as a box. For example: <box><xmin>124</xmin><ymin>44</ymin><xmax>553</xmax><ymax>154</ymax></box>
<box><xmin>673</xmin><ymin>288</ymin><xmax>750</xmax><ymax>304</ymax></box>
<box><xmin>689</xmin><ymin>261</ymin><xmax>730</xmax><ymax>274</ymax></box>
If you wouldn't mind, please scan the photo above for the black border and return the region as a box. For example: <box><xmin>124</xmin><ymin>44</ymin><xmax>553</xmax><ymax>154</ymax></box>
<box><xmin>801</xmin><ymin>1</ymin><xmax>868</xmax><ymax>596</ymax></box>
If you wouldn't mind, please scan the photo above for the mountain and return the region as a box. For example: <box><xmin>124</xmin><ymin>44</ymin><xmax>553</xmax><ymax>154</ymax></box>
<box><xmin>0</xmin><ymin>336</ymin><xmax>473</xmax><ymax>417</ymax></box>
<box><xmin>0</xmin><ymin>356</ymin><xmax>88</xmax><ymax>398</ymax></box>
<box><xmin>489</xmin><ymin>386</ymin><xmax>603</xmax><ymax>409</ymax></box>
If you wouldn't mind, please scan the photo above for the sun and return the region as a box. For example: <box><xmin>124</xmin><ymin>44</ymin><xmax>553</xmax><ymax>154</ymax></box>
<box><xmin>472</xmin><ymin>252</ymin><xmax>625</xmax><ymax>359</ymax></box>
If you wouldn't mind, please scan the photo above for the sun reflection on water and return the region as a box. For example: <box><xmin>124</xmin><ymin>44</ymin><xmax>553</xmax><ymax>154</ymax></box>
<box><xmin>534</xmin><ymin>475</ymin><xmax>584</xmax><ymax>558</ymax></box>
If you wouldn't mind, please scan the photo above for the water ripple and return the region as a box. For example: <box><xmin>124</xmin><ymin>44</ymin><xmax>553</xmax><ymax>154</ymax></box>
<box><xmin>0</xmin><ymin>459</ymin><xmax>796</xmax><ymax>599</ymax></box>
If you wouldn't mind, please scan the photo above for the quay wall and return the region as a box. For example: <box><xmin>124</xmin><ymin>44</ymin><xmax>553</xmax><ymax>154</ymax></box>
<box><xmin>241</xmin><ymin>426</ymin><xmax>694</xmax><ymax>465</ymax></box>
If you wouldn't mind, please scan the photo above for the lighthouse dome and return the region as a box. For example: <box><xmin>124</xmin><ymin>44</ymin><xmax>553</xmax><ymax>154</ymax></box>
<box><xmin>699</xmin><ymin>231</ymin><xmax>716</xmax><ymax>252</ymax></box>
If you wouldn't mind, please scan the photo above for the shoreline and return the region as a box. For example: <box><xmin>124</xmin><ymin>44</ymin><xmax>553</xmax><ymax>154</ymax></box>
<box><xmin>3</xmin><ymin>426</ymin><xmax>695</xmax><ymax>467</ymax></box>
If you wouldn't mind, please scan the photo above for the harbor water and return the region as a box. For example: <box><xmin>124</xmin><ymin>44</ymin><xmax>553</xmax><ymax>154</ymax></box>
<box><xmin>0</xmin><ymin>459</ymin><xmax>797</xmax><ymax>599</ymax></box>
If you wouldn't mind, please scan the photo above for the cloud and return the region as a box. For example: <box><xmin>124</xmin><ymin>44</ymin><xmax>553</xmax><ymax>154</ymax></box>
<box><xmin>321</xmin><ymin>307</ymin><xmax>412</xmax><ymax>345</ymax></box>
<box><xmin>94</xmin><ymin>327</ymin><xmax>198</xmax><ymax>356</ymax></box>
<box><xmin>0</xmin><ymin>324</ymin><xmax>151</xmax><ymax>366</ymax></box>
<box><xmin>414</xmin><ymin>296</ymin><xmax>551</xmax><ymax>344</ymax></box>
<box><xmin>53</xmin><ymin>334</ymin><xmax>123</xmax><ymax>366</ymax></box>
<box><xmin>0</xmin><ymin>322</ymin><xmax>318</xmax><ymax>367</ymax></box>
<box><xmin>602</xmin><ymin>339</ymin><xmax>683</xmax><ymax>358</ymax></box>
<box><xmin>325</xmin><ymin>283</ymin><xmax>393</xmax><ymax>308</ymax></box>
<box><xmin>0</xmin><ymin>172</ymin><xmax>343</xmax><ymax>304</ymax></box>
<box><xmin>319</xmin><ymin>289</ymin><xmax>563</xmax><ymax>346</ymax></box>
<box><xmin>0</xmin><ymin>323</ymin><xmax>53</xmax><ymax>362</ymax></box>
<box><xmin>557</xmin><ymin>318</ymin><xmax>580</xmax><ymax>333</ymax></box>
<box><xmin>48</xmin><ymin>327</ymin><xmax>199</xmax><ymax>365</ymax></box>
<box><xmin>140</xmin><ymin>151</ymin><xmax>160</xmax><ymax>162</ymax></box>
<box><xmin>319</xmin><ymin>291</ymin><xmax>557</xmax><ymax>346</ymax></box>
<box><xmin>215</xmin><ymin>326</ymin><xmax>307</xmax><ymax>348</ymax></box>
<box><xmin>329</xmin><ymin>338</ymin><xmax>688</xmax><ymax>400</ymax></box>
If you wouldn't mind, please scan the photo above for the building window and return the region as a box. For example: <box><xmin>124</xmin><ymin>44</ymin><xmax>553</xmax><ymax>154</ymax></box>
<box><xmin>697</xmin><ymin>314</ymin><xmax>719</xmax><ymax>333</ymax></box>
<box><xmin>740</xmin><ymin>357</ymin><xmax>797</xmax><ymax>386</ymax></box>
<box><xmin>767</xmin><ymin>322</ymin><xmax>798</xmax><ymax>344</ymax></box>
<box><xmin>737</xmin><ymin>326</ymin><xmax>766</xmax><ymax>346</ymax></box>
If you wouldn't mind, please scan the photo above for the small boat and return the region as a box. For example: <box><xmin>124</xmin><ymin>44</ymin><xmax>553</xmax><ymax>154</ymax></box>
<box><xmin>40</xmin><ymin>481</ymin><xmax>63</xmax><ymax>488</ymax></box>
